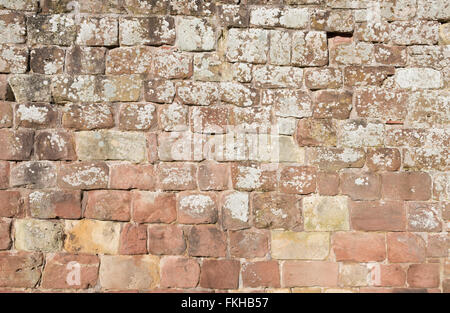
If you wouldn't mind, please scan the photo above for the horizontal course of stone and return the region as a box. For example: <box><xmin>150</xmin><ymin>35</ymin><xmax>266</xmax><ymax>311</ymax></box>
<box><xmin>0</xmin><ymin>0</ymin><xmax>449</xmax><ymax>293</ymax></box>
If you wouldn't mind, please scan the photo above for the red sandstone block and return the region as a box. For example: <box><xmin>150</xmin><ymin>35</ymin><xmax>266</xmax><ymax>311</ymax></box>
<box><xmin>0</xmin><ymin>219</ymin><xmax>11</xmax><ymax>250</ymax></box>
<box><xmin>387</xmin><ymin>232</ymin><xmax>426</xmax><ymax>263</ymax></box>
<box><xmin>242</xmin><ymin>261</ymin><xmax>280</xmax><ymax>288</ymax></box>
<box><xmin>157</xmin><ymin>162</ymin><xmax>197</xmax><ymax>190</ymax></box>
<box><xmin>160</xmin><ymin>256</ymin><xmax>200</xmax><ymax>289</ymax></box>
<box><xmin>190</xmin><ymin>106</ymin><xmax>230</xmax><ymax>134</ymax></box>
<box><xmin>350</xmin><ymin>200</ymin><xmax>406</xmax><ymax>231</ymax></box>
<box><xmin>0</xmin><ymin>129</ymin><xmax>34</xmax><ymax>161</ymax></box>
<box><xmin>66</xmin><ymin>46</ymin><xmax>106</xmax><ymax>74</ymax></box>
<box><xmin>0</xmin><ymin>190</ymin><xmax>24</xmax><ymax>217</ymax></box>
<box><xmin>295</xmin><ymin>118</ymin><xmax>337</xmax><ymax>147</ymax></box>
<box><xmin>374</xmin><ymin>44</ymin><xmax>407</xmax><ymax>66</ymax></box>
<box><xmin>109</xmin><ymin>163</ymin><xmax>155</xmax><ymax>190</ymax></box>
<box><xmin>30</xmin><ymin>46</ymin><xmax>64</xmax><ymax>74</ymax></box>
<box><xmin>345</xmin><ymin>67</ymin><xmax>395</xmax><ymax>87</ymax></box>
<box><xmin>381</xmin><ymin>172</ymin><xmax>431</xmax><ymax>201</ymax></box>
<box><xmin>187</xmin><ymin>225</ymin><xmax>227</xmax><ymax>257</ymax></box>
<box><xmin>0</xmin><ymin>251</ymin><xmax>43</xmax><ymax>288</ymax></box>
<box><xmin>41</xmin><ymin>254</ymin><xmax>99</xmax><ymax>289</ymax></box>
<box><xmin>366</xmin><ymin>148</ymin><xmax>401</xmax><ymax>172</ymax></box>
<box><xmin>84</xmin><ymin>190</ymin><xmax>131</xmax><ymax>222</ymax></box>
<box><xmin>148</xmin><ymin>224</ymin><xmax>186</xmax><ymax>255</ymax></box>
<box><xmin>0</xmin><ymin>44</ymin><xmax>28</xmax><ymax>73</ymax></box>
<box><xmin>279</xmin><ymin>165</ymin><xmax>317</xmax><ymax>194</ymax></box>
<box><xmin>333</xmin><ymin>232</ymin><xmax>386</xmax><ymax>262</ymax></box>
<box><xmin>312</xmin><ymin>90</ymin><xmax>353</xmax><ymax>119</ymax></box>
<box><xmin>0</xmin><ymin>101</ymin><xmax>12</xmax><ymax>128</ymax></box>
<box><xmin>407</xmin><ymin>202</ymin><xmax>442</xmax><ymax>232</ymax></box>
<box><xmin>132</xmin><ymin>191</ymin><xmax>176</xmax><ymax>223</ymax></box>
<box><xmin>0</xmin><ymin>76</ymin><xmax>9</xmax><ymax>100</ymax></box>
<box><xmin>0</xmin><ymin>161</ymin><xmax>9</xmax><ymax>189</ymax></box>
<box><xmin>426</xmin><ymin>234</ymin><xmax>448</xmax><ymax>258</ymax></box>
<box><xmin>282</xmin><ymin>261</ymin><xmax>338</xmax><ymax>287</ymax></box>
<box><xmin>119</xmin><ymin>224</ymin><xmax>147</xmax><ymax>255</ymax></box>
<box><xmin>220</xmin><ymin>191</ymin><xmax>250</xmax><ymax>230</ymax></box>
<box><xmin>35</xmin><ymin>131</ymin><xmax>76</xmax><ymax>161</ymax></box>
<box><xmin>317</xmin><ymin>172</ymin><xmax>339</xmax><ymax>196</ymax></box>
<box><xmin>407</xmin><ymin>264</ymin><xmax>440</xmax><ymax>288</ymax></box>
<box><xmin>340</xmin><ymin>172</ymin><xmax>381</xmax><ymax>200</ymax></box>
<box><xmin>28</xmin><ymin>190</ymin><xmax>81</xmax><ymax>219</ymax></box>
<box><xmin>231</xmin><ymin>162</ymin><xmax>277</xmax><ymax>191</ymax></box>
<box><xmin>200</xmin><ymin>259</ymin><xmax>240</xmax><ymax>290</ymax></box>
<box><xmin>57</xmin><ymin>162</ymin><xmax>109</xmax><ymax>190</ymax></box>
<box><xmin>198</xmin><ymin>161</ymin><xmax>229</xmax><ymax>191</ymax></box>
<box><xmin>177</xmin><ymin>191</ymin><xmax>218</xmax><ymax>224</ymax></box>
<box><xmin>230</xmin><ymin>229</ymin><xmax>269</xmax><ymax>258</ymax></box>
<box><xmin>252</xmin><ymin>192</ymin><xmax>302</xmax><ymax>230</ymax></box>
<box><xmin>371</xmin><ymin>264</ymin><xmax>406</xmax><ymax>287</ymax></box>
<box><xmin>118</xmin><ymin>103</ymin><xmax>157</xmax><ymax>131</ymax></box>
<box><xmin>15</xmin><ymin>103</ymin><xmax>58</xmax><ymax>129</ymax></box>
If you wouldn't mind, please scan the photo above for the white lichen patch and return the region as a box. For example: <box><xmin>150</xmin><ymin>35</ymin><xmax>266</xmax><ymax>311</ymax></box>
<box><xmin>48</xmin><ymin>133</ymin><xmax>66</xmax><ymax>152</ymax></box>
<box><xmin>253</xmin><ymin>65</ymin><xmax>303</xmax><ymax>88</ymax></box>
<box><xmin>177</xmin><ymin>81</ymin><xmax>219</xmax><ymax>106</ymax></box>
<box><xmin>223</xmin><ymin>192</ymin><xmax>249</xmax><ymax>222</ymax></box>
<box><xmin>262</xmin><ymin>89</ymin><xmax>312</xmax><ymax>118</ymax></box>
<box><xmin>62</xmin><ymin>166</ymin><xmax>107</xmax><ymax>187</ymax></box>
<box><xmin>332</xmin><ymin>41</ymin><xmax>374</xmax><ymax>65</ymax></box>
<box><xmin>236</xmin><ymin>165</ymin><xmax>263</xmax><ymax>189</ymax></box>
<box><xmin>280</xmin><ymin>8</ymin><xmax>309</xmax><ymax>29</ymax></box>
<box><xmin>270</xmin><ymin>208</ymin><xmax>288</xmax><ymax>219</ymax></box>
<box><xmin>354</xmin><ymin>177</ymin><xmax>369</xmax><ymax>186</ymax></box>
<box><xmin>176</xmin><ymin>17</ymin><xmax>215</xmax><ymax>51</ymax></box>
<box><xmin>179</xmin><ymin>194</ymin><xmax>214</xmax><ymax>216</ymax></box>
<box><xmin>395</xmin><ymin>68</ymin><xmax>443</xmax><ymax>89</ymax></box>
<box><xmin>0</xmin><ymin>45</ymin><xmax>27</xmax><ymax>72</ymax></box>
<box><xmin>220</xmin><ymin>82</ymin><xmax>256</xmax><ymax>107</ymax></box>
<box><xmin>269</xmin><ymin>30</ymin><xmax>291</xmax><ymax>66</ymax></box>
<box><xmin>160</xmin><ymin>102</ymin><xmax>188</xmax><ymax>131</ymax></box>
<box><xmin>0</xmin><ymin>15</ymin><xmax>26</xmax><ymax>43</ymax></box>
<box><xmin>16</xmin><ymin>104</ymin><xmax>48</xmax><ymax>123</ymax></box>
<box><xmin>160</xmin><ymin>166</ymin><xmax>193</xmax><ymax>186</ymax></box>
<box><xmin>339</xmin><ymin>121</ymin><xmax>384</xmax><ymax>147</ymax></box>
<box><xmin>226</xmin><ymin>28</ymin><xmax>269</xmax><ymax>63</ymax></box>
<box><xmin>409</xmin><ymin>205</ymin><xmax>441</xmax><ymax>231</ymax></box>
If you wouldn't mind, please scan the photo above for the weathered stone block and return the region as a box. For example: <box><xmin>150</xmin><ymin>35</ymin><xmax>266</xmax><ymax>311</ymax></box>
<box><xmin>303</xmin><ymin>195</ymin><xmax>349</xmax><ymax>231</ymax></box>
<box><xmin>99</xmin><ymin>255</ymin><xmax>159</xmax><ymax>290</ymax></box>
<box><xmin>119</xmin><ymin>16</ymin><xmax>175</xmax><ymax>46</ymax></box>
<box><xmin>14</xmin><ymin>219</ymin><xmax>64</xmax><ymax>252</ymax></box>
<box><xmin>75</xmin><ymin>131</ymin><xmax>147</xmax><ymax>163</ymax></box>
<box><xmin>27</xmin><ymin>15</ymin><xmax>76</xmax><ymax>45</ymax></box>
<box><xmin>271</xmin><ymin>231</ymin><xmax>330</xmax><ymax>260</ymax></box>
<box><xmin>65</xmin><ymin>219</ymin><xmax>121</xmax><ymax>255</ymax></box>
<box><xmin>177</xmin><ymin>17</ymin><xmax>215</xmax><ymax>51</ymax></box>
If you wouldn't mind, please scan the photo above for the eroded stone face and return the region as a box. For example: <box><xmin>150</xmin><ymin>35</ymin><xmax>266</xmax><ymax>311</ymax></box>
<box><xmin>271</xmin><ymin>231</ymin><xmax>329</xmax><ymax>260</ymax></box>
<box><xmin>1</xmin><ymin>0</ymin><xmax>448</xmax><ymax>293</ymax></box>
<box><xmin>99</xmin><ymin>255</ymin><xmax>160</xmax><ymax>290</ymax></box>
<box><xmin>226</xmin><ymin>28</ymin><xmax>269</xmax><ymax>63</ymax></box>
<box><xmin>177</xmin><ymin>17</ymin><xmax>215</xmax><ymax>51</ymax></box>
<box><xmin>14</xmin><ymin>219</ymin><xmax>64</xmax><ymax>252</ymax></box>
<box><xmin>27</xmin><ymin>15</ymin><xmax>77</xmax><ymax>45</ymax></box>
<box><xmin>303</xmin><ymin>195</ymin><xmax>349</xmax><ymax>231</ymax></box>
<box><xmin>75</xmin><ymin>131</ymin><xmax>147</xmax><ymax>163</ymax></box>
<box><xmin>119</xmin><ymin>16</ymin><xmax>175</xmax><ymax>46</ymax></box>
<box><xmin>64</xmin><ymin>219</ymin><xmax>121</xmax><ymax>255</ymax></box>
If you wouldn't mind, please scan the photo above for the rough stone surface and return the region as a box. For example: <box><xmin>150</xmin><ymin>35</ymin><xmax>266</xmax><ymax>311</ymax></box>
<box><xmin>14</xmin><ymin>219</ymin><xmax>64</xmax><ymax>252</ymax></box>
<box><xmin>0</xmin><ymin>0</ymin><xmax>447</xmax><ymax>293</ymax></box>
<box><xmin>99</xmin><ymin>255</ymin><xmax>159</xmax><ymax>290</ymax></box>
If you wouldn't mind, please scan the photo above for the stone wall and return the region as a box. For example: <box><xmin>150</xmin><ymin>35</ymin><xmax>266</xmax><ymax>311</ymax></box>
<box><xmin>0</xmin><ymin>0</ymin><xmax>449</xmax><ymax>292</ymax></box>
